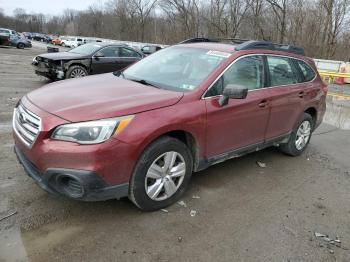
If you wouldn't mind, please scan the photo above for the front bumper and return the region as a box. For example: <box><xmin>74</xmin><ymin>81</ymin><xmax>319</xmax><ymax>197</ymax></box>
<box><xmin>13</xmin><ymin>97</ymin><xmax>140</xmax><ymax>201</ymax></box>
<box><xmin>14</xmin><ymin>145</ymin><xmax>129</xmax><ymax>201</ymax></box>
<box><xmin>32</xmin><ymin>61</ymin><xmax>64</xmax><ymax>80</ymax></box>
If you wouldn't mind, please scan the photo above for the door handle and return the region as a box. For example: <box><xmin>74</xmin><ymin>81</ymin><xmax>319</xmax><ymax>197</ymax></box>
<box><xmin>258</xmin><ymin>100</ymin><xmax>268</xmax><ymax>108</ymax></box>
<box><xmin>298</xmin><ymin>91</ymin><xmax>304</xmax><ymax>98</ymax></box>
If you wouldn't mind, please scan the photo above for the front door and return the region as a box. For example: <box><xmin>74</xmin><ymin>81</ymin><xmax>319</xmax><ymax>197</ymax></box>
<box><xmin>205</xmin><ymin>55</ymin><xmax>271</xmax><ymax>157</ymax></box>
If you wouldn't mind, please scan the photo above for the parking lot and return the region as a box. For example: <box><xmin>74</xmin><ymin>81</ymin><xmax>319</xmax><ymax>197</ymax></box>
<box><xmin>1</xmin><ymin>45</ymin><xmax>350</xmax><ymax>262</ymax></box>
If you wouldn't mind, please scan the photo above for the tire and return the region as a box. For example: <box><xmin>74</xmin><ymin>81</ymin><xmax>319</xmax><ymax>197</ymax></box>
<box><xmin>280</xmin><ymin>113</ymin><xmax>314</xmax><ymax>156</ymax></box>
<box><xmin>129</xmin><ymin>136</ymin><xmax>193</xmax><ymax>211</ymax></box>
<box><xmin>61</xmin><ymin>42</ymin><xmax>66</xmax><ymax>47</ymax></box>
<box><xmin>17</xmin><ymin>43</ymin><xmax>25</xmax><ymax>49</ymax></box>
<box><xmin>66</xmin><ymin>65</ymin><xmax>88</xmax><ymax>79</ymax></box>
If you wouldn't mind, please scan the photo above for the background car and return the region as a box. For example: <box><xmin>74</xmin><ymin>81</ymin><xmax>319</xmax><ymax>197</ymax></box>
<box><xmin>32</xmin><ymin>33</ymin><xmax>46</xmax><ymax>42</ymax></box>
<box><xmin>0</xmin><ymin>28</ymin><xmax>31</xmax><ymax>48</ymax></box>
<box><xmin>22</xmin><ymin>32</ymin><xmax>32</xmax><ymax>39</ymax></box>
<box><xmin>52</xmin><ymin>38</ymin><xmax>62</xmax><ymax>45</ymax></box>
<box><xmin>141</xmin><ymin>45</ymin><xmax>162</xmax><ymax>55</ymax></box>
<box><xmin>0</xmin><ymin>28</ymin><xmax>11</xmax><ymax>46</ymax></box>
<box><xmin>10</xmin><ymin>33</ymin><xmax>32</xmax><ymax>49</ymax></box>
<box><xmin>32</xmin><ymin>42</ymin><xmax>145</xmax><ymax>80</ymax></box>
<box><xmin>60</xmin><ymin>37</ymin><xmax>85</xmax><ymax>48</ymax></box>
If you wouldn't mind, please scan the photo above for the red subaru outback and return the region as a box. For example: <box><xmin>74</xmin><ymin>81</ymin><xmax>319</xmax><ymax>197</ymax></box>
<box><xmin>13</xmin><ymin>38</ymin><xmax>327</xmax><ymax>211</ymax></box>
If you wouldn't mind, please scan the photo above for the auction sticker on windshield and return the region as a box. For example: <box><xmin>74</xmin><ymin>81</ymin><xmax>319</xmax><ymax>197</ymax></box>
<box><xmin>206</xmin><ymin>50</ymin><xmax>231</xmax><ymax>58</ymax></box>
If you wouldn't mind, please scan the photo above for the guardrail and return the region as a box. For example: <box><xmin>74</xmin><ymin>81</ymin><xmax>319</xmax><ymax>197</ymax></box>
<box><xmin>319</xmin><ymin>71</ymin><xmax>350</xmax><ymax>84</ymax></box>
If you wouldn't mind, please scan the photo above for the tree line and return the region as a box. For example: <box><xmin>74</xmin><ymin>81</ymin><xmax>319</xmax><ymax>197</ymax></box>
<box><xmin>1</xmin><ymin>0</ymin><xmax>349</xmax><ymax>60</ymax></box>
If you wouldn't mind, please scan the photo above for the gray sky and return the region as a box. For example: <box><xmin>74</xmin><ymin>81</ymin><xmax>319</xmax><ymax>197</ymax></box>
<box><xmin>0</xmin><ymin>0</ymin><xmax>106</xmax><ymax>16</ymax></box>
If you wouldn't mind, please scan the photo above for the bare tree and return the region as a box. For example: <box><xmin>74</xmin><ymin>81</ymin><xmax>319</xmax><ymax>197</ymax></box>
<box><xmin>129</xmin><ymin>0</ymin><xmax>158</xmax><ymax>41</ymax></box>
<box><xmin>228</xmin><ymin>0</ymin><xmax>251</xmax><ymax>38</ymax></box>
<box><xmin>3</xmin><ymin>0</ymin><xmax>350</xmax><ymax>60</ymax></box>
<box><xmin>266</xmin><ymin>0</ymin><xmax>287</xmax><ymax>43</ymax></box>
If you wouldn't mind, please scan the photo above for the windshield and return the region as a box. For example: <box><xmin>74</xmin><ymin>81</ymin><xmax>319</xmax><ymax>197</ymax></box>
<box><xmin>123</xmin><ymin>46</ymin><xmax>229</xmax><ymax>92</ymax></box>
<box><xmin>68</xmin><ymin>43</ymin><xmax>102</xmax><ymax>55</ymax></box>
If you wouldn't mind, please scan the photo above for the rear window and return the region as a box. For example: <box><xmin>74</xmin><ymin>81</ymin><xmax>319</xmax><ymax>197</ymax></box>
<box><xmin>296</xmin><ymin>60</ymin><xmax>316</xmax><ymax>82</ymax></box>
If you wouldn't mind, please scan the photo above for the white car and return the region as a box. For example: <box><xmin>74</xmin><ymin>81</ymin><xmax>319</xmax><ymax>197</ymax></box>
<box><xmin>60</xmin><ymin>37</ymin><xmax>85</xmax><ymax>48</ymax></box>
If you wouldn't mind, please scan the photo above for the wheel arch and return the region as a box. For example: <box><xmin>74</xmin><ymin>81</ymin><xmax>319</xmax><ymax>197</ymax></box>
<box><xmin>64</xmin><ymin>60</ymin><xmax>91</xmax><ymax>75</ymax></box>
<box><xmin>304</xmin><ymin>107</ymin><xmax>317</xmax><ymax>128</ymax></box>
<box><xmin>139</xmin><ymin>129</ymin><xmax>201</xmax><ymax>172</ymax></box>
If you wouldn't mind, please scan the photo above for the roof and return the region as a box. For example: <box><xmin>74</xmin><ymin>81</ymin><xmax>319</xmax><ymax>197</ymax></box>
<box><xmin>176</xmin><ymin>42</ymin><xmax>238</xmax><ymax>54</ymax></box>
<box><xmin>91</xmin><ymin>42</ymin><xmax>127</xmax><ymax>47</ymax></box>
<box><xmin>178</xmin><ymin>38</ymin><xmax>305</xmax><ymax>56</ymax></box>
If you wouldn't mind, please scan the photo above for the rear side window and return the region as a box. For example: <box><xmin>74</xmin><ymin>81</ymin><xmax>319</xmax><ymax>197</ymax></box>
<box><xmin>120</xmin><ymin>48</ymin><xmax>141</xmax><ymax>58</ymax></box>
<box><xmin>206</xmin><ymin>55</ymin><xmax>264</xmax><ymax>97</ymax></box>
<box><xmin>296</xmin><ymin>60</ymin><xmax>316</xmax><ymax>82</ymax></box>
<box><xmin>267</xmin><ymin>56</ymin><xmax>298</xmax><ymax>86</ymax></box>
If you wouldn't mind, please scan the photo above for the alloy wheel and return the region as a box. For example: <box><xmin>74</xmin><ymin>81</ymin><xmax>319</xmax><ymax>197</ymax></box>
<box><xmin>295</xmin><ymin>120</ymin><xmax>311</xmax><ymax>150</ymax></box>
<box><xmin>70</xmin><ymin>68</ymin><xmax>86</xmax><ymax>78</ymax></box>
<box><xmin>145</xmin><ymin>151</ymin><xmax>186</xmax><ymax>201</ymax></box>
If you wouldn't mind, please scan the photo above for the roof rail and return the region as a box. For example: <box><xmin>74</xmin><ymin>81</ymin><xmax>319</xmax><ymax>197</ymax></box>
<box><xmin>178</xmin><ymin>37</ymin><xmax>250</xmax><ymax>45</ymax></box>
<box><xmin>178</xmin><ymin>37</ymin><xmax>305</xmax><ymax>56</ymax></box>
<box><xmin>178</xmin><ymin>37</ymin><xmax>218</xmax><ymax>44</ymax></box>
<box><xmin>235</xmin><ymin>40</ymin><xmax>305</xmax><ymax>55</ymax></box>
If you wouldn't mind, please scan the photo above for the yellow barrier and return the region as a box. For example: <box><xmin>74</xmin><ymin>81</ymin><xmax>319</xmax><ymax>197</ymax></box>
<box><xmin>319</xmin><ymin>71</ymin><xmax>350</xmax><ymax>84</ymax></box>
<box><xmin>327</xmin><ymin>92</ymin><xmax>350</xmax><ymax>100</ymax></box>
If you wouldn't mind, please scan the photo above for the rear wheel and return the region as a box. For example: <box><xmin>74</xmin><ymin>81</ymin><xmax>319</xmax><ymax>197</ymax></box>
<box><xmin>61</xmin><ymin>42</ymin><xmax>66</xmax><ymax>47</ymax></box>
<box><xmin>280</xmin><ymin>113</ymin><xmax>313</xmax><ymax>156</ymax></box>
<box><xmin>66</xmin><ymin>65</ymin><xmax>88</xmax><ymax>79</ymax></box>
<box><xmin>17</xmin><ymin>43</ymin><xmax>25</xmax><ymax>49</ymax></box>
<box><xmin>129</xmin><ymin>136</ymin><xmax>193</xmax><ymax>211</ymax></box>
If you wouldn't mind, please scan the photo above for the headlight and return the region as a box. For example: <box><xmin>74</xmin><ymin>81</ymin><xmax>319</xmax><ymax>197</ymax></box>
<box><xmin>51</xmin><ymin>115</ymin><xmax>134</xmax><ymax>144</ymax></box>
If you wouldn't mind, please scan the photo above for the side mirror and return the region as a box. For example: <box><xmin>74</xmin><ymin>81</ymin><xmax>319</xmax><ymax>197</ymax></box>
<box><xmin>219</xmin><ymin>84</ymin><xmax>248</xmax><ymax>106</ymax></box>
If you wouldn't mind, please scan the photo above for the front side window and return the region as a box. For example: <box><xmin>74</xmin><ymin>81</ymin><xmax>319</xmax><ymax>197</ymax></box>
<box><xmin>267</xmin><ymin>56</ymin><xmax>298</xmax><ymax>86</ymax></box>
<box><xmin>99</xmin><ymin>46</ymin><xmax>119</xmax><ymax>57</ymax></box>
<box><xmin>296</xmin><ymin>60</ymin><xmax>316</xmax><ymax>82</ymax></box>
<box><xmin>123</xmin><ymin>46</ymin><xmax>228</xmax><ymax>92</ymax></box>
<box><xmin>205</xmin><ymin>55</ymin><xmax>264</xmax><ymax>97</ymax></box>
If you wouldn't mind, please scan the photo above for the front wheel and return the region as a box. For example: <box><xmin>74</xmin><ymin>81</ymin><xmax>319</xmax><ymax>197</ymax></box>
<box><xmin>66</xmin><ymin>65</ymin><xmax>88</xmax><ymax>79</ymax></box>
<box><xmin>280</xmin><ymin>113</ymin><xmax>313</xmax><ymax>156</ymax></box>
<box><xmin>129</xmin><ymin>136</ymin><xmax>193</xmax><ymax>211</ymax></box>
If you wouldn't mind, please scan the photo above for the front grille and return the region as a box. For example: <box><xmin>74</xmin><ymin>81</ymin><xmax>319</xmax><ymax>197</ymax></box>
<box><xmin>13</xmin><ymin>104</ymin><xmax>41</xmax><ymax>147</ymax></box>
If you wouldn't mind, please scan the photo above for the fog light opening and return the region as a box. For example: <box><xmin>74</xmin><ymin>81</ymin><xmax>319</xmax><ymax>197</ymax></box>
<box><xmin>57</xmin><ymin>176</ymin><xmax>84</xmax><ymax>198</ymax></box>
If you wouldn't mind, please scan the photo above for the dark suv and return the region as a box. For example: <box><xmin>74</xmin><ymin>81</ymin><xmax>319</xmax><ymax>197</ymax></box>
<box><xmin>13</xmin><ymin>38</ymin><xmax>327</xmax><ymax>211</ymax></box>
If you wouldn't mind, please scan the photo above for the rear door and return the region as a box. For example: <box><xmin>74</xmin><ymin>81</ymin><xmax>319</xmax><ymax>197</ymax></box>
<box><xmin>91</xmin><ymin>46</ymin><xmax>123</xmax><ymax>74</ymax></box>
<box><xmin>205</xmin><ymin>55</ymin><xmax>271</xmax><ymax>157</ymax></box>
<box><xmin>118</xmin><ymin>47</ymin><xmax>143</xmax><ymax>69</ymax></box>
<box><xmin>264</xmin><ymin>55</ymin><xmax>304</xmax><ymax>140</ymax></box>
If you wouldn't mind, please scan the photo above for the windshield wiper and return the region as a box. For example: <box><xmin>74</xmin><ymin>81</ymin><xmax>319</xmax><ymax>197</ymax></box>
<box><xmin>129</xmin><ymin>78</ymin><xmax>161</xmax><ymax>89</ymax></box>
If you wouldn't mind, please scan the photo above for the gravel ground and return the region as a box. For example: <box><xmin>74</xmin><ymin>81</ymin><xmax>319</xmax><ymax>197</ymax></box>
<box><xmin>0</xmin><ymin>44</ymin><xmax>350</xmax><ymax>262</ymax></box>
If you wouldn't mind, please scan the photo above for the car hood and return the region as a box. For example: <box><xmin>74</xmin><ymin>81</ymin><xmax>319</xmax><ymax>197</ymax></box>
<box><xmin>27</xmin><ymin>73</ymin><xmax>184</xmax><ymax>122</ymax></box>
<box><xmin>38</xmin><ymin>51</ymin><xmax>88</xmax><ymax>60</ymax></box>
